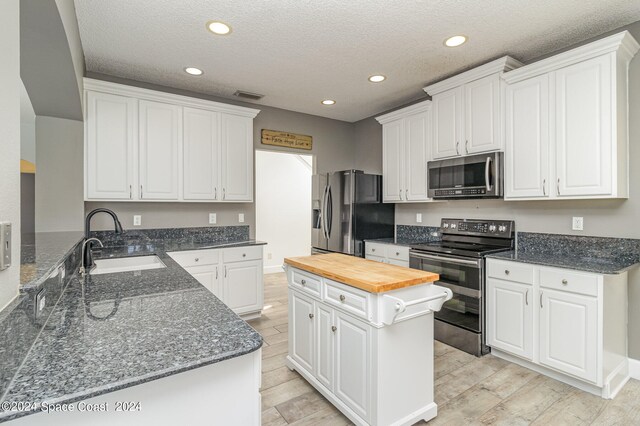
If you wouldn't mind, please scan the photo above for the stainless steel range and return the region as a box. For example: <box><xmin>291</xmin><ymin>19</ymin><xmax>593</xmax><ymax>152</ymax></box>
<box><xmin>410</xmin><ymin>218</ymin><xmax>515</xmax><ymax>356</ymax></box>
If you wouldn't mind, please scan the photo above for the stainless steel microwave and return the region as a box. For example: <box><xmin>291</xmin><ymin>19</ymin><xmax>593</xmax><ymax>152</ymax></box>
<box><xmin>427</xmin><ymin>152</ymin><xmax>503</xmax><ymax>199</ymax></box>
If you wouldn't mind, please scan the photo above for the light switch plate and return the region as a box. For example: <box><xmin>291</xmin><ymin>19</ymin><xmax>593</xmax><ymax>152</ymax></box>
<box><xmin>238</xmin><ymin>213</ymin><xmax>245</xmax><ymax>223</ymax></box>
<box><xmin>572</xmin><ymin>216</ymin><xmax>584</xmax><ymax>231</ymax></box>
<box><xmin>416</xmin><ymin>213</ymin><xmax>423</xmax><ymax>223</ymax></box>
<box><xmin>209</xmin><ymin>213</ymin><xmax>217</xmax><ymax>224</ymax></box>
<box><xmin>133</xmin><ymin>215</ymin><xmax>142</xmax><ymax>226</ymax></box>
<box><xmin>0</xmin><ymin>222</ymin><xmax>12</xmax><ymax>270</ymax></box>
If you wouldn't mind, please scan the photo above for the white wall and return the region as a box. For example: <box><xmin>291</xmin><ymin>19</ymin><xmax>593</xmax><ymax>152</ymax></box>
<box><xmin>20</xmin><ymin>80</ymin><xmax>36</xmax><ymax>164</ymax></box>
<box><xmin>0</xmin><ymin>0</ymin><xmax>21</xmax><ymax>309</ymax></box>
<box><xmin>256</xmin><ymin>151</ymin><xmax>312</xmax><ymax>273</ymax></box>
<box><xmin>35</xmin><ymin>116</ymin><xmax>84</xmax><ymax>232</ymax></box>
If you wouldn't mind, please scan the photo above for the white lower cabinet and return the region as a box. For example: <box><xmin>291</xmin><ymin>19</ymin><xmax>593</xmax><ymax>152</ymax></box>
<box><xmin>364</xmin><ymin>242</ymin><xmax>409</xmax><ymax>268</ymax></box>
<box><xmin>290</xmin><ymin>291</ymin><xmax>315</xmax><ymax>372</ymax></box>
<box><xmin>168</xmin><ymin>246</ymin><xmax>264</xmax><ymax>318</ymax></box>
<box><xmin>486</xmin><ymin>258</ymin><xmax>628</xmax><ymax>398</ymax></box>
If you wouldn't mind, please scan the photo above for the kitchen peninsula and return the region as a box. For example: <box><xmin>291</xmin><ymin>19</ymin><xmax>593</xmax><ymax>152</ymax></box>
<box><xmin>284</xmin><ymin>253</ymin><xmax>450</xmax><ymax>426</ymax></box>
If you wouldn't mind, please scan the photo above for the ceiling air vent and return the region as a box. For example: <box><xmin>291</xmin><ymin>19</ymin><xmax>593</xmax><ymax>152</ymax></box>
<box><xmin>233</xmin><ymin>90</ymin><xmax>264</xmax><ymax>101</ymax></box>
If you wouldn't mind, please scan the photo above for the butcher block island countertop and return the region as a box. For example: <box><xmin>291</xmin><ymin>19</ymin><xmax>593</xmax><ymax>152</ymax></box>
<box><xmin>284</xmin><ymin>252</ymin><xmax>439</xmax><ymax>293</ymax></box>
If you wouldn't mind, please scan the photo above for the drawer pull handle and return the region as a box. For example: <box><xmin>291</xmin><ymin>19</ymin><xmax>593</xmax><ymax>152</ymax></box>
<box><xmin>525</xmin><ymin>289</ymin><xmax>529</xmax><ymax>306</ymax></box>
<box><xmin>331</xmin><ymin>325</ymin><xmax>337</xmax><ymax>332</ymax></box>
<box><xmin>505</xmin><ymin>270</ymin><xmax>510</xmax><ymax>275</ymax></box>
<box><xmin>309</xmin><ymin>313</ymin><xmax>314</xmax><ymax>319</ymax></box>
<box><xmin>301</xmin><ymin>279</ymin><xmax>306</xmax><ymax>285</ymax></box>
<box><xmin>540</xmin><ymin>291</ymin><xmax>543</xmax><ymax>308</ymax></box>
<box><xmin>339</xmin><ymin>294</ymin><xmax>346</xmax><ymax>302</ymax></box>
<box><xmin>562</xmin><ymin>279</ymin><xmax>568</xmax><ymax>285</ymax></box>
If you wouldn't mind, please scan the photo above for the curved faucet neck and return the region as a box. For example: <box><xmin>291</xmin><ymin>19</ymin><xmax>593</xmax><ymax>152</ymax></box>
<box><xmin>85</xmin><ymin>208</ymin><xmax>124</xmax><ymax>239</ymax></box>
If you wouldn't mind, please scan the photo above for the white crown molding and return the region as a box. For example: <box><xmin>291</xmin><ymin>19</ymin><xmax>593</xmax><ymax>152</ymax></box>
<box><xmin>83</xmin><ymin>78</ymin><xmax>261</xmax><ymax>118</ymax></box>
<box><xmin>375</xmin><ymin>99</ymin><xmax>431</xmax><ymax>124</ymax></box>
<box><xmin>423</xmin><ymin>56</ymin><xmax>523</xmax><ymax>96</ymax></box>
<box><xmin>502</xmin><ymin>31</ymin><xmax>640</xmax><ymax>84</ymax></box>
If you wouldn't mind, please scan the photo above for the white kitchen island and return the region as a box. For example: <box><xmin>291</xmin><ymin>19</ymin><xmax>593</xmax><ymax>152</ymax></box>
<box><xmin>284</xmin><ymin>253</ymin><xmax>451</xmax><ymax>426</ymax></box>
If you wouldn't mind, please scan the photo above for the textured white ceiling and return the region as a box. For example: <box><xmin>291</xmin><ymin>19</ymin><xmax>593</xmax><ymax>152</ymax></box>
<box><xmin>74</xmin><ymin>0</ymin><xmax>640</xmax><ymax>122</ymax></box>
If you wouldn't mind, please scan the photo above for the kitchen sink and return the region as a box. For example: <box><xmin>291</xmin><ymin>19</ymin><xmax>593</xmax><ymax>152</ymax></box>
<box><xmin>91</xmin><ymin>255</ymin><xmax>166</xmax><ymax>275</ymax></box>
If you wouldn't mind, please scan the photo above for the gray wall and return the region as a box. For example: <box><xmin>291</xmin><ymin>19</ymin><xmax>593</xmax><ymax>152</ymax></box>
<box><xmin>85</xmin><ymin>73</ymin><xmax>355</xmax><ymax>236</ymax></box>
<box><xmin>0</xmin><ymin>0</ymin><xmax>20</xmax><ymax>310</ymax></box>
<box><xmin>353</xmin><ymin>21</ymin><xmax>640</xmax><ymax>358</ymax></box>
<box><xmin>35</xmin><ymin>116</ymin><xmax>85</xmax><ymax>232</ymax></box>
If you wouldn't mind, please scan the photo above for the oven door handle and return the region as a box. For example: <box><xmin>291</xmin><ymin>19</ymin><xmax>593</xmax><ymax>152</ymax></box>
<box><xmin>410</xmin><ymin>251</ymin><xmax>481</xmax><ymax>267</ymax></box>
<box><xmin>485</xmin><ymin>156</ymin><xmax>494</xmax><ymax>192</ymax></box>
<box><xmin>434</xmin><ymin>280</ymin><xmax>481</xmax><ymax>298</ymax></box>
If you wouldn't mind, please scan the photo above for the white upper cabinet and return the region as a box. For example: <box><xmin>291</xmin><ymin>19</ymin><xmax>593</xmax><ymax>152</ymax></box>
<box><xmin>376</xmin><ymin>100</ymin><xmax>432</xmax><ymax>203</ymax></box>
<box><xmin>502</xmin><ymin>31</ymin><xmax>638</xmax><ymax>200</ymax></box>
<box><xmin>85</xmin><ymin>91</ymin><xmax>136</xmax><ymax>200</ymax></box>
<box><xmin>220</xmin><ymin>113</ymin><xmax>253</xmax><ymax>202</ymax></box>
<box><xmin>183</xmin><ymin>107</ymin><xmax>220</xmax><ymax>200</ymax></box>
<box><xmin>139</xmin><ymin>100</ymin><xmax>181</xmax><ymax>200</ymax></box>
<box><xmin>425</xmin><ymin>56</ymin><xmax>523</xmax><ymax>160</ymax></box>
<box><xmin>84</xmin><ymin>78</ymin><xmax>259</xmax><ymax>202</ymax></box>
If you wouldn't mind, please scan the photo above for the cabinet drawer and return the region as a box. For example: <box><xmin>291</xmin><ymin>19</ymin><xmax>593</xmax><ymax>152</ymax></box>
<box><xmin>324</xmin><ymin>279</ymin><xmax>369</xmax><ymax>319</ymax></box>
<box><xmin>223</xmin><ymin>245</ymin><xmax>263</xmax><ymax>263</ymax></box>
<box><xmin>365</xmin><ymin>254</ymin><xmax>386</xmax><ymax>264</ymax></box>
<box><xmin>168</xmin><ymin>249</ymin><xmax>219</xmax><ymax>267</ymax></box>
<box><xmin>290</xmin><ymin>268</ymin><xmax>321</xmax><ymax>298</ymax></box>
<box><xmin>487</xmin><ymin>259</ymin><xmax>534</xmax><ymax>285</ymax></box>
<box><xmin>387</xmin><ymin>245</ymin><xmax>409</xmax><ymax>262</ymax></box>
<box><xmin>365</xmin><ymin>242</ymin><xmax>386</xmax><ymax>257</ymax></box>
<box><xmin>539</xmin><ymin>267</ymin><xmax>599</xmax><ymax>297</ymax></box>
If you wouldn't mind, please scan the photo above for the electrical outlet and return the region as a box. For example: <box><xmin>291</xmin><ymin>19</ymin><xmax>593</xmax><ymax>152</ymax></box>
<box><xmin>133</xmin><ymin>215</ymin><xmax>142</xmax><ymax>226</ymax></box>
<box><xmin>416</xmin><ymin>213</ymin><xmax>423</xmax><ymax>223</ymax></box>
<box><xmin>572</xmin><ymin>216</ymin><xmax>584</xmax><ymax>231</ymax></box>
<box><xmin>238</xmin><ymin>213</ymin><xmax>245</xmax><ymax>223</ymax></box>
<box><xmin>267</xmin><ymin>253</ymin><xmax>272</xmax><ymax>260</ymax></box>
<box><xmin>209</xmin><ymin>213</ymin><xmax>217</xmax><ymax>224</ymax></box>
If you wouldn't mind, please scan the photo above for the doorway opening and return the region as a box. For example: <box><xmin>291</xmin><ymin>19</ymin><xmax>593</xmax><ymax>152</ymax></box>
<box><xmin>256</xmin><ymin>150</ymin><xmax>313</xmax><ymax>274</ymax></box>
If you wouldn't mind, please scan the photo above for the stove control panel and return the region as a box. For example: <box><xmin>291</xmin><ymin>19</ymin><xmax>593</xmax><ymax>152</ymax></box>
<box><xmin>441</xmin><ymin>218</ymin><xmax>514</xmax><ymax>237</ymax></box>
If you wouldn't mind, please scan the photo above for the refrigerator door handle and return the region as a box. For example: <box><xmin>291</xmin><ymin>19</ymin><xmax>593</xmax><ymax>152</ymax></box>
<box><xmin>326</xmin><ymin>185</ymin><xmax>333</xmax><ymax>238</ymax></box>
<box><xmin>322</xmin><ymin>185</ymin><xmax>330</xmax><ymax>240</ymax></box>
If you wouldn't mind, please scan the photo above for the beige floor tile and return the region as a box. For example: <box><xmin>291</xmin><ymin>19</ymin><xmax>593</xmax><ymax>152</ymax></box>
<box><xmin>261</xmin><ymin>377</ymin><xmax>315</xmax><ymax>411</ymax></box>
<box><xmin>434</xmin><ymin>346</ymin><xmax>476</xmax><ymax>379</ymax></box>
<box><xmin>264</xmin><ymin>331</ymin><xmax>288</xmax><ymax>346</ymax></box>
<box><xmin>262</xmin><ymin>365</ymin><xmax>300</xmax><ymax>390</ymax></box>
<box><xmin>435</xmin><ymin>355</ymin><xmax>507</xmax><ymax>405</ymax></box>
<box><xmin>590</xmin><ymin>379</ymin><xmax>640</xmax><ymax>425</ymax></box>
<box><xmin>477</xmin><ymin>362</ymin><xmax>540</xmax><ymax>400</ymax></box>
<box><xmin>262</xmin><ymin>353</ymin><xmax>288</xmax><ymax>372</ymax></box>
<box><xmin>427</xmin><ymin>385</ymin><xmax>502</xmax><ymax>425</ymax></box>
<box><xmin>530</xmin><ymin>388</ymin><xmax>606</xmax><ymax>426</ymax></box>
<box><xmin>258</xmin><ymin>327</ymin><xmax>281</xmax><ymax>337</ymax></box>
<box><xmin>275</xmin><ymin>390</ymin><xmax>334</xmax><ymax>423</ymax></box>
<box><xmin>262</xmin><ymin>407</ymin><xmax>288</xmax><ymax>426</ymax></box>
<box><xmin>287</xmin><ymin>406</ymin><xmax>351</xmax><ymax>426</ymax></box>
<box><xmin>274</xmin><ymin>323</ymin><xmax>288</xmax><ymax>333</ymax></box>
<box><xmin>262</xmin><ymin>340</ymin><xmax>289</xmax><ymax>359</ymax></box>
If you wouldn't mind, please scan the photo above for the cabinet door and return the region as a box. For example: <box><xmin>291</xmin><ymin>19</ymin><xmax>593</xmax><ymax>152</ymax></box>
<box><xmin>504</xmin><ymin>75</ymin><xmax>550</xmax><ymax>199</ymax></box>
<box><xmin>223</xmin><ymin>260</ymin><xmax>263</xmax><ymax>315</ymax></box>
<box><xmin>183</xmin><ymin>107</ymin><xmax>219</xmax><ymax>200</ymax></box>
<box><xmin>465</xmin><ymin>74</ymin><xmax>501</xmax><ymax>154</ymax></box>
<box><xmin>404</xmin><ymin>111</ymin><xmax>429</xmax><ymax>201</ymax></box>
<box><xmin>139</xmin><ymin>100</ymin><xmax>181</xmax><ymax>200</ymax></box>
<box><xmin>382</xmin><ymin>119</ymin><xmax>404</xmax><ymax>202</ymax></box>
<box><xmin>185</xmin><ymin>264</ymin><xmax>220</xmax><ymax>297</ymax></box>
<box><xmin>555</xmin><ymin>54</ymin><xmax>612</xmax><ymax>197</ymax></box>
<box><xmin>289</xmin><ymin>290</ymin><xmax>315</xmax><ymax>373</ymax></box>
<box><xmin>539</xmin><ymin>289</ymin><xmax>597</xmax><ymax>382</ymax></box>
<box><xmin>486</xmin><ymin>278</ymin><xmax>533</xmax><ymax>360</ymax></box>
<box><xmin>86</xmin><ymin>91</ymin><xmax>136</xmax><ymax>200</ymax></box>
<box><xmin>220</xmin><ymin>113</ymin><xmax>253</xmax><ymax>201</ymax></box>
<box><xmin>432</xmin><ymin>88</ymin><xmax>462</xmax><ymax>159</ymax></box>
<box><xmin>334</xmin><ymin>311</ymin><xmax>370</xmax><ymax>421</ymax></box>
<box><xmin>315</xmin><ymin>303</ymin><xmax>334</xmax><ymax>390</ymax></box>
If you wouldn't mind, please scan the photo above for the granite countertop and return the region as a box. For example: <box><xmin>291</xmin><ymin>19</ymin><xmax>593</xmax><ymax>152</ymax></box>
<box><xmin>20</xmin><ymin>232</ymin><xmax>84</xmax><ymax>289</ymax></box>
<box><xmin>486</xmin><ymin>232</ymin><xmax>640</xmax><ymax>275</ymax></box>
<box><xmin>0</xmin><ymin>237</ymin><xmax>264</xmax><ymax>422</ymax></box>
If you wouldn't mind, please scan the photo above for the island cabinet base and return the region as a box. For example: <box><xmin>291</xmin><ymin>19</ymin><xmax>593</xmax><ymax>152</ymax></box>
<box><xmin>286</xmin><ymin>264</ymin><xmax>451</xmax><ymax>426</ymax></box>
<box><xmin>9</xmin><ymin>350</ymin><xmax>262</xmax><ymax>426</ymax></box>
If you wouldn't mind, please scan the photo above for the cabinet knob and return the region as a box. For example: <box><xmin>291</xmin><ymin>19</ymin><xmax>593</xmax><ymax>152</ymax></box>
<box><xmin>396</xmin><ymin>251</ymin><xmax>400</xmax><ymax>256</ymax></box>
<box><xmin>301</xmin><ymin>279</ymin><xmax>306</xmax><ymax>285</ymax></box>
<box><xmin>195</xmin><ymin>258</ymin><xmax>199</xmax><ymax>262</ymax></box>
<box><xmin>242</xmin><ymin>253</ymin><xmax>246</xmax><ymax>257</ymax></box>
<box><xmin>372</xmin><ymin>248</ymin><xmax>375</xmax><ymax>252</ymax></box>
<box><xmin>339</xmin><ymin>294</ymin><xmax>346</xmax><ymax>302</ymax></box>
<box><xmin>309</xmin><ymin>313</ymin><xmax>314</xmax><ymax>319</ymax></box>
<box><xmin>562</xmin><ymin>279</ymin><xmax>568</xmax><ymax>285</ymax></box>
<box><xmin>331</xmin><ymin>326</ymin><xmax>337</xmax><ymax>332</ymax></box>
<box><xmin>505</xmin><ymin>270</ymin><xmax>510</xmax><ymax>275</ymax></box>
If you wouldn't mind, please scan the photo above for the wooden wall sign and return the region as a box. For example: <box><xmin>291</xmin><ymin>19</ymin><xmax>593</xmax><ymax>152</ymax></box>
<box><xmin>261</xmin><ymin>129</ymin><xmax>312</xmax><ymax>150</ymax></box>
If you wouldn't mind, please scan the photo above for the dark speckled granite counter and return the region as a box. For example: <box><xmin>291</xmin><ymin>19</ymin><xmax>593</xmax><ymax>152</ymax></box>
<box><xmin>366</xmin><ymin>225</ymin><xmax>442</xmax><ymax>247</ymax></box>
<box><xmin>20</xmin><ymin>232</ymin><xmax>84</xmax><ymax>289</ymax></box>
<box><xmin>487</xmin><ymin>232</ymin><xmax>640</xmax><ymax>275</ymax></box>
<box><xmin>0</xmin><ymin>227</ymin><xmax>264</xmax><ymax>422</ymax></box>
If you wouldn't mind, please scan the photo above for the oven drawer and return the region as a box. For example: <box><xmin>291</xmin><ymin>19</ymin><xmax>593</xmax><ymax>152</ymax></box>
<box><xmin>539</xmin><ymin>267</ymin><xmax>599</xmax><ymax>297</ymax></box>
<box><xmin>487</xmin><ymin>259</ymin><xmax>534</xmax><ymax>285</ymax></box>
<box><xmin>290</xmin><ymin>268</ymin><xmax>321</xmax><ymax>298</ymax></box>
<box><xmin>324</xmin><ymin>279</ymin><xmax>369</xmax><ymax>319</ymax></box>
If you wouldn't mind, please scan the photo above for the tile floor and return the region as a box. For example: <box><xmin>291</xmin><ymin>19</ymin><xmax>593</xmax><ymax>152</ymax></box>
<box><xmin>248</xmin><ymin>273</ymin><xmax>640</xmax><ymax>425</ymax></box>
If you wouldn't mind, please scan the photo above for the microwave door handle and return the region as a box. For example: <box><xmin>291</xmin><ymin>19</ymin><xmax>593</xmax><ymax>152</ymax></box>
<box><xmin>485</xmin><ymin>156</ymin><xmax>494</xmax><ymax>192</ymax></box>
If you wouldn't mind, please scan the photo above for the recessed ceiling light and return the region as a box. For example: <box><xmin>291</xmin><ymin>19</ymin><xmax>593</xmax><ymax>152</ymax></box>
<box><xmin>321</xmin><ymin>99</ymin><xmax>336</xmax><ymax>105</ymax></box>
<box><xmin>368</xmin><ymin>75</ymin><xmax>386</xmax><ymax>83</ymax></box>
<box><xmin>184</xmin><ymin>67</ymin><xmax>204</xmax><ymax>76</ymax></box>
<box><xmin>207</xmin><ymin>21</ymin><xmax>232</xmax><ymax>35</ymax></box>
<box><xmin>444</xmin><ymin>35</ymin><xmax>467</xmax><ymax>47</ymax></box>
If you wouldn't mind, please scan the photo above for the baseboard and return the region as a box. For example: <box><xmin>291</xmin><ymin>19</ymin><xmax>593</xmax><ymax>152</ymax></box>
<box><xmin>629</xmin><ymin>358</ymin><xmax>640</xmax><ymax>380</ymax></box>
<box><xmin>264</xmin><ymin>265</ymin><xmax>284</xmax><ymax>274</ymax></box>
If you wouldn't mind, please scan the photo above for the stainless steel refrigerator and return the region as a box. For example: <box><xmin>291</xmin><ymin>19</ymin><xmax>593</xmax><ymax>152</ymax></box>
<box><xmin>311</xmin><ymin>170</ymin><xmax>394</xmax><ymax>257</ymax></box>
